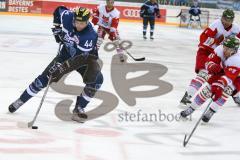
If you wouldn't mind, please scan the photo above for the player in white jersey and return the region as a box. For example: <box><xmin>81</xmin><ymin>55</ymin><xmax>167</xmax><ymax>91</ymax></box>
<box><xmin>92</xmin><ymin>0</ymin><xmax>124</xmax><ymax>62</ymax></box>
<box><xmin>179</xmin><ymin>9</ymin><xmax>240</xmax><ymax>108</ymax></box>
<box><xmin>180</xmin><ymin>37</ymin><xmax>240</xmax><ymax>123</ymax></box>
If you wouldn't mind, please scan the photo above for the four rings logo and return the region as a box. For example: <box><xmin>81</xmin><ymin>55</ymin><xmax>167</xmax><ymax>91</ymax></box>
<box><xmin>123</xmin><ymin>9</ymin><xmax>140</xmax><ymax>18</ymax></box>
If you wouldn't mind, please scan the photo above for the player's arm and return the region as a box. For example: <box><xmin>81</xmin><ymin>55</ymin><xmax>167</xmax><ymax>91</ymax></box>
<box><xmin>52</xmin><ymin>6</ymin><xmax>76</xmax><ymax>44</ymax></box>
<box><xmin>236</xmin><ymin>29</ymin><xmax>240</xmax><ymax>39</ymax></box>
<box><xmin>53</xmin><ymin>6</ymin><xmax>69</xmax><ymax>26</ymax></box>
<box><xmin>52</xmin><ymin>6</ymin><xmax>69</xmax><ymax>43</ymax></box>
<box><xmin>50</xmin><ymin>36</ymin><xmax>98</xmax><ymax>83</ymax></box>
<box><xmin>49</xmin><ymin>54</ymin><xmax>85</xmax><ymax>83</ymax></box>
<box><xmin>155</xmin><ymin>3</ymin><xmax>160</xmax><ymax>18</ymax></box>
<box><xmin>109</xmin><ymin>16</ymin><xmax>120</xmax><ymax>41</ymax></box>
<box><xmin>140</xmin><ymin>3</ymin><xmax>147</xmax><ymax>18</ymax></box>
<box><xmin>54</xmin><ymin>9</ymin><xmax>79</xmax><ymax>56</ymax></box>
<box><xmin>212</xmin><ymin>66</ymin><xmax>240</xmax><ymax>99</ymax></box>
<box><xmin>198</xmin><ymin>7</ymin><xmax>202</xmax><ymax>14</ymax></box>
<box><xmin>212</xmin><ymin>66</ymin><xmax>240</xmax><ymax>100</ymax></box>
<box><xmin>92</xmin><ymin>7</ymin><xmax>100</xmax><ymax>25</ymax></box>
<box><xmin>224</xmin><ymin>66</ymin><xmax>240</xmax><ymax>83</ymax></box>
<box><xmin>200</xmin><ymin>28</ymin><xmax>224</xmax><ymax>47</ymax></box>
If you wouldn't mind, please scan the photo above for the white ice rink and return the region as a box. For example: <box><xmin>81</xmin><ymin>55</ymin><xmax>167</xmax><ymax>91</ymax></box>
<box><xmin>0</xmin><ymin>15</ymin><xmax>240</xmax><ymax>160</ymax></box>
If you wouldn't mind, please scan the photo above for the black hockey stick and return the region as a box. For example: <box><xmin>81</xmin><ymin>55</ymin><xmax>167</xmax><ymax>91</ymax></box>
<box><xmin>183</xmin><ymin>99</ymin><xmax>213</xmax><ymax>147</ymax></box>
<box><xmin>104</xmin><ymin>40</ymin><xmax>146</xmax><ymax>62</ymax></box>
<box><xmin>17</xmin><ymin>76</ymin><xmax>52</xmax><ymax>129</ymax></box>
<box><xmin>28</xmin><ymin>76</ymin><xmax>52</xmax><ymax>129</ymax></box>
<box><xmin>161</xmin><ymin>10</ymin><xmax>182</xmax><ymax>18</ymax></box>
<box><xmin>124</xmin><ymin>49</ymin><xmax>146</xmax><ymax>61</ymax></box>
<box><xmin>176</xmin><ymin>10</ymin><xmax>183</xmax><ymax>17</ymax></box>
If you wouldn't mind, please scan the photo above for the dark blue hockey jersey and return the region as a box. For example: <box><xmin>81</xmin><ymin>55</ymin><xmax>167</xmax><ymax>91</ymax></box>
<box><xmin>189</xmin><ymin>5</ymin><xmax>201</xmax><ymax>16</ymax></box>
<box><xmin>140</xmin><ymin>1</ymin><xmax>160</xmax><ymax>18</ymax></box>
<box><xmin>53</xmin><ymin>7</ymin><xmax>98</xmax><ymax>59</ymax></box>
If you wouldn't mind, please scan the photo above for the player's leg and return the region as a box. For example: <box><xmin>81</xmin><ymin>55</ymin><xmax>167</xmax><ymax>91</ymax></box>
<box><xmin>143</xmin><ymin>17</ymin><xmax>148</xmax><ymax>39</ymax></box>
<box><xmin>8</xmin><ymin>45</ymin><xmax>67</xmax><ymax>113</ymax></box>
<box><xmin>188</xmin><ymin>15</ymin><xmax>194</xmax><ymax>28</ymax></box>
<box><xmin>150</xmin><ymin>17</ymin><xmax>155</xmax><ymax>40</ymax></box>
<box><xmin>72</xmin><ymin>56</ymin><xmax>103</xmax><ymax>122</ymax></box>
<box><xmin>231</xmin><ymin>77</ymin><xmax>240</xmax><ymax>105</ymax></box>
<box><xmin>8</xmin><ymin>58</ymin><xmax>59</xmax><ymax>113</ymax></box>
<box><xmin>179</xmin><ymin>49</ymin><xmax>210</xmax><ymax>108</ymax></box>
<box><xmin>202</xmin><ymin>85</ymin><xmax>234</xmax><ymax>123</ymax></box>
<box><xmin>180</xmin><ymin>83</ymin><xmax>212</xmax><ymax>118</ymax></box>
<box><xmin>232</xmin><ymin>91</ymin><xmax>240</xmax><ymax>106</ymax></box>
<box><xmin>196</xmin><ymin>15</ymin><xmax>202</xmax><ymax>28</ymax></box>
<box><xmin>107</xmin><ymin>29</ymin><xmax>125</xmax><ymax>62</ymax></box>
<box><xmin>96</xmin><ymin>26</ymin><xmax>107</xmax><ymax>50</ymax></box>
<box><xmin>114</xmin><ymin>33</ymin><xmax>125</xmax><ymax>62</ymax></box>
<box><xmin>180</xmin><ymin>74</ymin><xmax>229</xmax><ymax>120</ymax></box>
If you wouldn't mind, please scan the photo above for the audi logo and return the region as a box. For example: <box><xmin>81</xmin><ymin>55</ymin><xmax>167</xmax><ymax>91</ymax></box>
<box><xmin>123</xmin><ymin>9</ymin><xmax>140</xmax><ymax>18</ymax></box>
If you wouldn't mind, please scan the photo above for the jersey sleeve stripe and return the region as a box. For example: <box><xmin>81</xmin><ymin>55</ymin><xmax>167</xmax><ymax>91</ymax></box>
<box><xmin>77</xmin><ymin>45</ymin><xmax>93</xmax><ymax>52</ymax></box>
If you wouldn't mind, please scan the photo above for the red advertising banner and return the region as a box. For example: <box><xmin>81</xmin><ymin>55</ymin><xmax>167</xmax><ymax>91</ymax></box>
<box><xmin>6</xmin><ymin>0</ymin><xmax>42</xmax><ymax>13</ymax></box>
<box><xmin>4</xmin><ymin>0</ymin><xmax>166</xmax><ymax>22</ymax></box>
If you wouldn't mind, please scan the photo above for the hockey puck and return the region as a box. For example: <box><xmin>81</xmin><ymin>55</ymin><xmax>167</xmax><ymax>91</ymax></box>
<box><xmin>32</xmin><ymin>126</ymin><xmax>38</xmax><ymax>129</ymax></box>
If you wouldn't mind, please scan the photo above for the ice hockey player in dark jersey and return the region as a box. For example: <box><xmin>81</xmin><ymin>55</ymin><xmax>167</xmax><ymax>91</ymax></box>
<box><xmin>8</xmin><ymin>6</ymin><xmax>103</xmax><ymax>123</ymax></box>
<box><xmin>188</xmin><ymin>1</ymin><xmax>201</xmax><ymax>28</ymax></box>
<box><xmin>140</xmin><ymin>0</ymin><xmax>160</xmax><ymax>40</ymax></box>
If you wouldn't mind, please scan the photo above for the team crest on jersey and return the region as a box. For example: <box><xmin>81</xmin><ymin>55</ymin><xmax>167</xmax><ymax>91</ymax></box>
<box><xmin>102</xmin><ymin>15</ymin><xmax>110</xmax><ymax>23</ymax></box>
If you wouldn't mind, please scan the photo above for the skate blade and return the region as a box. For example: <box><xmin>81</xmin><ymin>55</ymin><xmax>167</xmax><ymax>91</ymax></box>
<box><xmin>179</xmin><ymin>116</ymin><xmax>190</xmax><ymax>122</ymax></box>
<box><xmin>71</xmin><ymin>115</ymin><xmax>86</xmax><ymax>123</ymax></box>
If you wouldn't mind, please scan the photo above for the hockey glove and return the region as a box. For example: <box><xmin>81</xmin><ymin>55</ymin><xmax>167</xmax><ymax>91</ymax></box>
<box><xmin>52</xmin><ymin>26</ymin><xmax>63</xmax><ymax>43</ymax></box>
<box><xmin>215</xmin><ymin>35</ymin><xmax>224</xmax><ymax>45</ymax></box>
<box><xmin>206</xmin><ymin>61</ymin><xmax>222</xmax><ymax>75</ymax></box>
<box><xmin>140</xmin><ymin>10</ymin><xmax>144</xmax><ymax>18</ymax></box>
<box><xmin>109</xmin><ymin>31</ymin><xmax>117</xmax><ymax>41</ymax></box>
<box><xmin>49</xmin><ymin>62</ymin><xmax>70</xmax><ymax>82</ymax></box>
<box><xmin>211</xmin><ymin>79</ymin><xmax>226</xmax><ymax>101</ymax></box>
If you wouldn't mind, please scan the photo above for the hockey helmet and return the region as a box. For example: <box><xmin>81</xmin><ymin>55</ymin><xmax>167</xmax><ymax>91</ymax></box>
<box><xmin>222</xmin><ymin>9</ymin><xmax>235</xmax><ymax>20</ymax></box>
<box><xmin>223</xmin><ymin>37</ymin><xmax>240</xmax><ymax>54</ymax></box>
<box><xmin>74</xmin><ymin>7</ymin><xmax>91</xmax><ymax>22</ymax></box>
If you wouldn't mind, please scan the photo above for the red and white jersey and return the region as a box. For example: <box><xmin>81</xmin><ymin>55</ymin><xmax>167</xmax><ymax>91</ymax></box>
<box><xmin>199</xmin><ymin>19</ymin><xmax>240</xmax><ymax>52</ymax></box>
<box><xmin>208</xmin><ymin>45</ymin><xmax>240</xmax><ymax>85</ymax></box>
<box><xmin>92</xmin><ymin>4</ymin><xmax>120</xmax><ymax>32</ymax></box>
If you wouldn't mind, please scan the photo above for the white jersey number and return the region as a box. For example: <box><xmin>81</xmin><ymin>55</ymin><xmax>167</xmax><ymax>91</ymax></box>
<box><xmin>84</xmin><ymin>40</ymin><xmax>93</xmax><ymax>48</ymax></box>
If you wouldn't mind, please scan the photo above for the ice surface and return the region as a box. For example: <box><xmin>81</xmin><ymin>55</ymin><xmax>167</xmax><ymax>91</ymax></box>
<box><xmin>0</xmin><ymin>15</ymin><xmax>240</xmax><ymax>160</ymax></box>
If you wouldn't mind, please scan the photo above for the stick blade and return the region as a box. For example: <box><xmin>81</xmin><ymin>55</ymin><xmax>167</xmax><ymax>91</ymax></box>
<box><xmin>183</xmin><ymin>134</ymin><xmax>188</xmax><ymax>147</ymax></box>
<box><xmin>27</xmin><ymin>121</ymin><xmax>34</xmax><ymax>128</ymax></box>
<box><xmin>135</xmin><ymin>57</ymin><xmax>146</xmax><ymax>61</ymax></box>
<box><xmin>17</xmin><ymin>121</ymin><xmax>29</xmax><ymax>128</ymax></box>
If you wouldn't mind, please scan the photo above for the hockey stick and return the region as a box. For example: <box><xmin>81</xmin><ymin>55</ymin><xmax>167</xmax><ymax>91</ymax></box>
<box><xmin>176</xmin><ymin>10</ymin><xmax>183</xmax><ymax>18</ymax></box>
<box><xmin>104</xmin><ymin>40</ymin><xmax>146</xmax><ymax>62</ymax></box>
<box><xmin>28</xmin><ymin>76</ymin><xmax>52</xmax><ymax>128</ymax></box>
<box><xmin>17</xmin><ymin>76</ymin><xmax>52</xmax><ymax>129</ymax></box>
<box><xmin>124</xmin><ymin>49</ymin><xmax>146</xmax><ymax>61</ymax></box>
<box><xmin>183</xmin><ymin>99</ymin><xmax>213</xmax><ymax>147</ymax></box>
<box><xmin>160</xmin><ymin>10</ymin><xmax>183</xmax><ymax>18</ymax></box>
